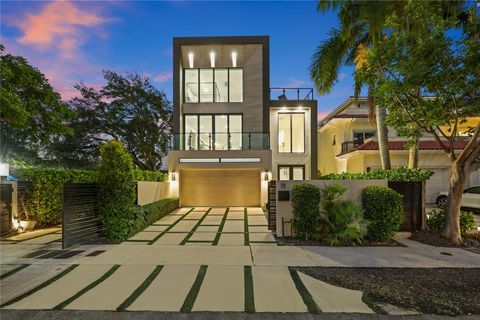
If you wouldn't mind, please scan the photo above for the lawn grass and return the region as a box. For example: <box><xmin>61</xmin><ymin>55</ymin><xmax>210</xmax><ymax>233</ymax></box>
<box><xmin>0</xmin><ymin>264</ymin><xmax>30</xmax><ymax>280</ymax></box>
<box><xmin>180</xmin><ymin>265</ymin><xmax>208</xmax><ymax>313</ymax></box>
<box><xmin>244</xmin><ymin>265</ymin><xmax>255</xmax><ymax>313</ymax></box>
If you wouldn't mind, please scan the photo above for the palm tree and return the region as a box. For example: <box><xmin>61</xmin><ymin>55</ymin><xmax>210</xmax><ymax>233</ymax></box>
<box><xmin>310</xmin><ymin>0</ymin><xmax>467</xmax><ymax>170</ymax></box>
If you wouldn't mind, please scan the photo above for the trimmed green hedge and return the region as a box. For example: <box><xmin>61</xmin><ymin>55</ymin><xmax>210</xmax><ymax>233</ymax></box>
<box><xmin>291</xmin><ymin>183</ymin><xmax>321</xmax><ymax>240</ymax></box>
<box><xmin>12</xmin><ymin>166</ymin><xmax>167</xmax><ymax>229</ymax></box>
<box><xmin>361</xmin><ymin>186</ymin><xmax>403</xmax><ymax>241</ymax></box>
<box><xmin>319</xmin><ymin>167</ymin><xmax>433</xmax><ymax>182</ymax></box>
<box><xmin>12</xmin><ymin>168</ymin><xmax>97</xmax><ymax>227</ymax></box>
<box><xmin>130</xmin><ymin>198</ymin><xmax>179</xmax><ymax>237</ymax></box>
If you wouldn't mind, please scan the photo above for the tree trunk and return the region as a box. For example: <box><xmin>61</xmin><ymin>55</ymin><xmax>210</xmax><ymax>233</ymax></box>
<box><xmin>375</xmin><ymin>105</ymin><xmax>391</xmax><ymax>169</ymax></box>
<box><xmin>408</xmin><ymin>140</ymin><xmax>419</xmax><ymax>169</ymax></box>
<box><xmin>443</xmin><ymin>160</ymin><xmax>465</xmax><ymax>245</ymax></box>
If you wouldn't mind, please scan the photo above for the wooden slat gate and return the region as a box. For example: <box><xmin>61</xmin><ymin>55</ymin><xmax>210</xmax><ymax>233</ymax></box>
<box><xmin>267</xmin><ymin>181</ymin><xmax>277</xmax><ymax>233</ymax></box>
<box><xmin>388</xmin><ymin>181</ymin><xmax>425</xmax><ymax>232</ymax></box>
<box><xmin>62</xmin><ymin>184</ymin><xmax>104</xmax><ymax>249</ymax></box>
<box><xmin>0</xmin><ymin>183</ymin><xmax>13</xmax><ymax>235</ymax></box>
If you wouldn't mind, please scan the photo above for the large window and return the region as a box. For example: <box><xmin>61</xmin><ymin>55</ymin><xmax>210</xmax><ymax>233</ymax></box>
<box><xmin>278</xmin><ymin>113</ymin><xmax>305</xmax><ymax>153</ymax></box>
<box><xmin>184</xmin><ymin>114</ymin><xmax>242</xmax><ymax>150</ymax></box>
<box><xmin>184</xmin><ymin>68</ymin><xmax>243</xmax><ymax>103</ymax></box>
<box><xmin>353</xmin><ymin>131</ymin><xmax>375</xmax><ymax>147</ymax></box>
<box><xmin>278</xmin><ymin>165</ymin><xmax>304</xmax><ymax>180</ymax></box>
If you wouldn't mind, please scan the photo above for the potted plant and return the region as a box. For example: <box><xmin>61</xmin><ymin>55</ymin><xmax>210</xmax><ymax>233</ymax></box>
<box><xmin>13</xmin><ymin>196</ymin><xmax>36</xmax><ymax>232</ymax></box>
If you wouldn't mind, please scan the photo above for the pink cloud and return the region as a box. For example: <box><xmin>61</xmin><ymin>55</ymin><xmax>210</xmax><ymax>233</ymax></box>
<box><xmin>318</xmin><ymin>111</ymin><xmax>331</xmax><ymax>121</ymax></box>
<box><xmin>17</xmin><ymin>1</ymin><xmax>106</xmax><ymax>58</ymax></box>
<box><xmin>154</xmin><ymin>70</ymin><xmax>173</xmax><ymax>83</ymax></box>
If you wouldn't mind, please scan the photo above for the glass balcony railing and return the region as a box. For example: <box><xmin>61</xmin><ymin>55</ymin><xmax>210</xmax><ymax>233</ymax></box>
<box><xmin>170</xmin><ymin>133</ymin><xmax>270</xmax><ymax>151</ymax></box>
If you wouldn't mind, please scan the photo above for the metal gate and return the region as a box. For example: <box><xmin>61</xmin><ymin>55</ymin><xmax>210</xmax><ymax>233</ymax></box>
<box><xmin>0</xmin><ymin>183</ymin><xmax>13</xmax><ymax>235</ymax></box>
<box><xmin>62</xmin><ymin>184</ymin><xmax>104</xmax><ymax>249</ymax></box>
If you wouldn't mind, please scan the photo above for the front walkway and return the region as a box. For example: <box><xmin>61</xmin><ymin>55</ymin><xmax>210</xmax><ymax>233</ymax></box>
<box><xmin>1</xmin><ymin>207</ymin><xmax>479</xmax><ymax>315</ymax></box>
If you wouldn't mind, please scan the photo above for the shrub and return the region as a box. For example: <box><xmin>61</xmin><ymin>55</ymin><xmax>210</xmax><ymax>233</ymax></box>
<box><xmin>11</xmin><ymin>168</ymin><xmax>96</xmax><ymax>227</ymax></box>
<box><xmin>319</xmin><ymin>183</ymin><xmax>368</xmax><ymax>246</ymax></box>
<box><xmin>319</xmin><ymin>167</ymin><xmax>433</xmax><ymax>182</ymax></box>
<box><xmin>130</xmin><ymin>198</ymin><xmax>179</xmax><ymax>236</ymax></box>
<box><xmin>426</xmin><ymin>210</ymin><xmax>475</xmax><ymax>235</ymax></box>
<box><xmin>291</xmin><ymin>183</ymin><xmax>320</xmax><ymax>240</ymax></box>
<box><xmin>97</xmin><ymin>140</ymin><xmax>137</xmax><ymax>241</ymax></box>
<box><xmin>133</xmin><ymin>169</ymin><xmax>168</xmax><ymax>182</ymax></box>
<box><xmin>361</xmin><ymin>186</ymin><xmax>403</xmax><ymax>242</ymax></box>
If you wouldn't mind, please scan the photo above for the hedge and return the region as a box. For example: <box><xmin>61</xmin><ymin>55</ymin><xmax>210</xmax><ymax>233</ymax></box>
<box><xmin>291</xmin><ymin>183</ymin><xmax>321</xmax><ymax>240</ymax></box>
<box><xmin>12</xmin><ymin>168</ymin><xmax>97</xmax><ymax>227</ymax></box>
<box><xmin>11</xmin><ymin>166</ymin><xmax>168</xmax><ymax>228</ymax></box>
<box><xmin>319</xmin><ymin>167</ymin><xmax>433</xmax><ymax>182</ymax></box>
<box><xmin>130</xmin><ymin>198</ymin><xmax>179</xmax><ymax>237</ymax></box>
<box><xmin>361</xmin><ymin>186</ymin><xmax>403</xmax><ymax>242</ymax></box>
<box><xmin>426</xmin><ymin>209</ymin><xmax>475</xmax><ymax>235</ymax></box>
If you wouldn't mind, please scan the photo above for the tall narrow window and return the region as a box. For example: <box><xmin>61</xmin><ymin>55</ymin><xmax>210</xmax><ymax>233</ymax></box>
<box><xmin>199</xmin><ymin>115</ymin><xmax>212</xmax><ymax>150</ymax></box>
<box><xmin>184</xmin><ymin>69</ymin><xmax>198</xmax><ymax>103</ymax></box>
<box><xmin>214</xmin><ymin>69</ymin><xmax>228</xmax><ymax>102</ymax></box>
<box><xmin>185</xmin><ymin>115</ymin><xmax>198</xmax><ymax>150</ymax></box>
<box><xmin>215</xmin><ymin>115</ymin><xmax>228</xmax><ymax>150</ymax></box>
<box><xmin>229</xmin><ymin>69</ymin><xmax>243</xmax><ymax>102</ymax></box>
<box><xmin>278</xmin><ymin>113</ymin><xmax>305</xmax><ymax>153</ymax></box>
<box><xmin>199</xmin><ymin>69</ymin><xmax>213</xmax><ymax>102</ymax></box>
<box><xmin>229</xmin><ymin>115</ymin><xmax>242</xmax><ymax>150</ymax></box>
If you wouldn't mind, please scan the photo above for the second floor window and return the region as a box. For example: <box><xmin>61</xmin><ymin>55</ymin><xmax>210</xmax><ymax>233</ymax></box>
<box><xmin>278</xmin><ymin>113</ymin><xmax>305</xmax><ymax>153</ymax></box>
<box><xmin>184</xmin><ymin>68</ymin><xmax>243</xmax><ymax>103</ymax></box>
<box><xmin>353</xmin><ymin>131</ymin><xmax>375</xmax><ymax>147</ymax></box>
<box><xmin>184</xmin><ymin>114</ymin><xmax>242</xmax><ymax>150</ymax></box>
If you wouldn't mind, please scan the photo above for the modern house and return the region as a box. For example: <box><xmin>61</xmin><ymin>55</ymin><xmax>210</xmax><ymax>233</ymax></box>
<box><xmin>167</xmin><ymin>36</ymin><xmax>317</xmax><ymax>207</ymax></box>
<box><xmin>317</xmin><ymin>97</ymin><xmax>480</xmax><ymax>204</ymax></box>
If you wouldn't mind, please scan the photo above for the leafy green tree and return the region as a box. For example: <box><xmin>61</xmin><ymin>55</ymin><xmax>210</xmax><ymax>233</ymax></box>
<box><xmin>52</xmin><ymin>70</ymin><xmax>172</xmax><ymax>170</ymax></box>
<box><xmin>0</xmin><ymin>44</ymin><xmax>73</xmax><ymax>162</ymax></box>
<box><xmin>357</xmin><ymin>1</ymin><xmax>479</xmax><ymax>244</ymax></box>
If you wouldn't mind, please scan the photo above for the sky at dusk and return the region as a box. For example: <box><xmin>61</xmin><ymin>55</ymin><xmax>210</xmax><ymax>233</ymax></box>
<box><xmin>1</xmin><ymin>1</ymin><xmax>358</xmax><ymax>120</ymax></box>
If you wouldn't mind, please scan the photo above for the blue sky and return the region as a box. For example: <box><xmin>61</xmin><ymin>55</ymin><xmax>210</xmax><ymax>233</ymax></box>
<box><xmin>1</xmin><ymin>1</ymin><xmax>356</xmax><ymax>119</ymax></box>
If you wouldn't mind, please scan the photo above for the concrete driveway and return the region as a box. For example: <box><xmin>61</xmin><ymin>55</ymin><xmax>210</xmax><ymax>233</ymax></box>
<box><xmin>1</xmin><ymin>207</ymin><xmax>479</xmax><ymax>315</ymax></box>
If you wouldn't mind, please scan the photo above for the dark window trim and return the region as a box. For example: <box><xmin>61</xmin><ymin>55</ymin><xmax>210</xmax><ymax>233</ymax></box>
<box><xmin>183</xmin><ymin>67</ymin><xmax>243</xmax><ymax>104</ymax></box>
<box><xmin>183</xmin><ymin>113</ymin><xmax>243</xmax><ymax>151</ymax></box>
<box><xmin>278</xmin><ymin>165</ymin><xmax>305</xmax><ymax>180</ymax></box>
<box><xmin>278</xmin><ymin>112</ymin><xmax>305</xmax><ymax>154</ymax></box>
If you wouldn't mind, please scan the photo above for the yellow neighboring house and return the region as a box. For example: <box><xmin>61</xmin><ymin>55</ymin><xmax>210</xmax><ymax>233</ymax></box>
<box><xmin>318</xmin><ymin>97</ymin><xmax>480</xmax><ymax>204</ymax></box>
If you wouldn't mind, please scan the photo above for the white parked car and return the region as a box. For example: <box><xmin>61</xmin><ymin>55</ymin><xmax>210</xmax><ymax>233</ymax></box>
<box><xmin>436</xmin><ymin>185</ymin><xmax>480</xmax><ymax>213</ymax></box>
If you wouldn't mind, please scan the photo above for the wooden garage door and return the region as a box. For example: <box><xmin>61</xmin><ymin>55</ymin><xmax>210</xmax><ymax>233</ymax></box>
<box><xmin>180</xmin><ymin>169</ymin><xmax>260</xmax><ymax>207</ymax></box>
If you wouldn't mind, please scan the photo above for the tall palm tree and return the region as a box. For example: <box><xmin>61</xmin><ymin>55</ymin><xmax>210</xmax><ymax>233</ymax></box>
<box><xmin>310</xmin><ymin>0</ymin><xmax>466</xmax><ymax>169</ymax></box>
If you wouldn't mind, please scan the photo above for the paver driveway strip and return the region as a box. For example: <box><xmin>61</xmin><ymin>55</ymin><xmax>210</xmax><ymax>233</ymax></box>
<box><xmin>127</xmin><ymin>265</ymin><xmax>200</xmax><ymax>311</ymax></box>
<box><xmin>64</xmin><ymin>265</ymin><xmax>155</xmax><ymax>310</ymax></box>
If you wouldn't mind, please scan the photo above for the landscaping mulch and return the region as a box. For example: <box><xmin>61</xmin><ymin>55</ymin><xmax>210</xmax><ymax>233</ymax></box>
<box><xmin>275</xmin><ymin>237</ymin><xmax>404</xmax><ymax>247</ymax></box>
<box><xmin>410</xmin><ymin>231</ymin><xmax>480</xmax><ymax>247</ymax></box>
<box><xmin>295</xmin><ymin>267</ymin><xmax>480</xmax><ymax>316</ymax></box>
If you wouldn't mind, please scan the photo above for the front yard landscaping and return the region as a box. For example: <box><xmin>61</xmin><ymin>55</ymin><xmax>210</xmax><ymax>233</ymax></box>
<box><xmin>295</xmin><ymin>267</ymin><xmax>480</xmax><ymax>316</ymax></box>
<box><xmin>410</xmin><ymin>231</ymin><xmax>480</xmax><ymax>247</ymax></box>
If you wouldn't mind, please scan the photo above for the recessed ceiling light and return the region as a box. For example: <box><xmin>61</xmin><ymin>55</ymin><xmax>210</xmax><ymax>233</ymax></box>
<box><xmin>231</xmin><ymin>51</ymin><xmax>237</xmax><ymax>68</ymax></box>
<box><xmin>188</xmin><ymin>52</ymin><xmax>194</xmax><ymax>68</ymax></box>
<box><xmin>210</xmin><ymin>51</ymin><xmax>215</xmax><ymax>68</ymax></box>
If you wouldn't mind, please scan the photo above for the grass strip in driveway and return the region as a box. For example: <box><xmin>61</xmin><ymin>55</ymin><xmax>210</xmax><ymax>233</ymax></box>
<box><xmin>212</xmin><ymin>208</ymin><xmax>229</xmax><ymax>246</ymax></box>
<box><xmin>1</xmin><ymin>264</ymin><xmax>79</xmax><ymax>308</ymax></box>
<box><xmin>53</xmin><ymin>265</ymin><xmax>121</xmax><ymax>310</ymax></box>
<box><xmin>180</xmin><ymin>208</ymin><xmax>211</xmax><ymax>245</ymax></box>
<box><xmin>148</xmin><ymin>208</ymin><xmax>195</xmax><ymax>245</ymax></box>
<box><xmin>288</xmin><ymin>267</ymin><xmax>321</xmax><ymax>314</ymax></box>
<box><xmin>244</xmin><ymin>266</ymin><xmax>255</xmax><ymax>313</ymax></box>
<box><xmin>0</xmin><ymin>264</ymin><xmax>30</xmax><ymax>280</ymax></box>
<box><xmin>116</xmin><ymin>265</ymin><xmax>164</xmax><ymax>311</ymax></box>
<box><xmin>180</xmin><ymin>265</ymin><xmax>208</xmax><ymax>313</ymax></box>
<box><xmin>244</xmin><ymin>208</ymin><xmax>249</xmax><ymax>246</ymax></box>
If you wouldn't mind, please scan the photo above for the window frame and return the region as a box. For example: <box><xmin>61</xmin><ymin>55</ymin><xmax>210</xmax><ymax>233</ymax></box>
<box><xmin>182</xmin><ymin>114</ymin><xmax>243</xmax><ymax>150</ymax></box>
<box><xmin>277</xmin><ymin>112</ymin><xmax>305</xmax><ymax>154</ymax></box>
<box><xmin>353</xmin><ymin>130</ymin><xmax>376</xmax><ymax>147</ymax></box>
<box><xmin>277</xmin><ymin>165</ymin><xmax>305</xmax><ymax>180</ymax></box>
<box><xmin>183</xmin><ymin>67</ymin><xmax>243</xmax><ymax>103</ymax></box>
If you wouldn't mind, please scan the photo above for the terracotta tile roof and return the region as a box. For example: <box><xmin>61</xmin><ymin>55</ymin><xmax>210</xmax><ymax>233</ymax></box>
<box><xmin>333</xmin><ymin>114</ymin><xmax>369</xmax><ymax>119</ymax></box>
<box><xmin>342</xmin><ymin>140</ymin><xmax>469</xmax><ymax>155</ymax></box>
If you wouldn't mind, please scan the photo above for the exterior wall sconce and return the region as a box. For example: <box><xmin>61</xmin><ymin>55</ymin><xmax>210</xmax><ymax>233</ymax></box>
<box><xmin>264</xmin><ymin>170</ymin><xmax>269</xmax><ymax>181</ymax></box>
<box><xmin>0</xmin><ymin>163</ymin><xmax>9</xmax><ymax>178</ymax></box>
<box><xmin>171</xmin><ymin>171</ymin><xmax>176</xmax><ymax>182</ymax></box>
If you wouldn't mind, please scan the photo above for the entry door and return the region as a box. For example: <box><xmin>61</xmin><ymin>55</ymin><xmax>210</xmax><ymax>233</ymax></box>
<box><xmin>278</xmin><ymin>165</ymin><xmax>305</xmax><ymax>180</ymax></box>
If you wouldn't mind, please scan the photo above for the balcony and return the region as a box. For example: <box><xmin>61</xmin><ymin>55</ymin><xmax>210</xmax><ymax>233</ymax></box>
<box><xmin>170</xmin><ymin>133</ymin><xmax>270</xmax><ymax>151</ymax></box>
<box><xmin>270</xmin><ymin>87</ymin><xmax>314</xmax><ymax>101</ymax></box>
<box><xmin>341</xmin><ymin>141</ymin><xmax>356</xmax><ymax>154</ymax></box>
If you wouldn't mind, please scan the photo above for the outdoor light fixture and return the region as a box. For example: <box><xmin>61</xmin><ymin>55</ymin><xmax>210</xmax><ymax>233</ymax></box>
<box><xmin>264</xmin><ymin>170</ymin><xmax>269</xmax><ymax>181</ymax></box>
<box><xmin>231</xmin><ymin>51</ymin><xmax>237</xmax><ymax>67</ymax></box>
<box><xmin>188</xmin><ymin>52</ymin><xmax>194</xmax><ymax>68</ymax></box>
<box><xmin>0</xmin><ymin>163</ymin><xmax>9</xmax><ymax>177</ymax></box>
<box><xmin>171</xmin><ymin>171</ymin><xmax>176</xmax><ymax>181</ymax></box>
<box><xmin>210</xmin><ymin>51</ymin><xmax>216</xmax><ymax>68</ymax></box>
